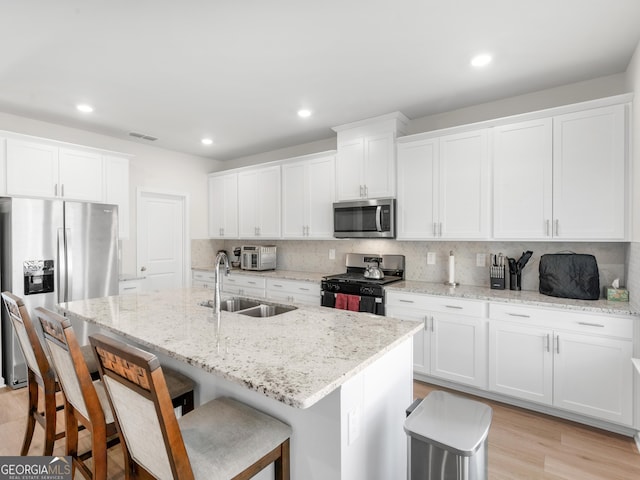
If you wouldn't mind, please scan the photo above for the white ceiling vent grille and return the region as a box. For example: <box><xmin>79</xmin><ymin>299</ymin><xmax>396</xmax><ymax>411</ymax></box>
<box><xmin>129</xmin><ymin>131</ymin><xmax>158</xmax><ymax>141</ymax></box>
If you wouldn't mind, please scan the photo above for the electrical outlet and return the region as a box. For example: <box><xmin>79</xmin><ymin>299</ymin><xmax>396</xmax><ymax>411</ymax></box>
<box><xmin>329</xmin><ymin>249</ymin><xmax>335</xmax><ymax>260</ymax></box>
<box><xmin>427</xmin><ymin>252</ymin><xmax>436</xmax><ymax>265</ymax></box>
<box><xmin>476</xmin><ymin>253</ymin><xmax>486</xmax><ymax>267</ymax></box>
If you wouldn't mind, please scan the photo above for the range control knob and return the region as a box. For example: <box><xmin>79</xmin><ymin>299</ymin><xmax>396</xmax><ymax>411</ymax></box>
<box><xmin>361</xmin><ymin>287</ymin><xmax>374</xmax><ymax>295</ymax></box>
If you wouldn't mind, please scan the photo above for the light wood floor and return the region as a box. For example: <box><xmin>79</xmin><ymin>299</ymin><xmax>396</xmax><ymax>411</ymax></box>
<box><xmin>2</xmin><ymin>381</ymin><xmax>639</xmax><ymax>479</ymax></box>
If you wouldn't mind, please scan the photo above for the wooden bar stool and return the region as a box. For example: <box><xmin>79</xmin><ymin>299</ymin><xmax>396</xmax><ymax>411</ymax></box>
<box><xmin>1</xmin><ymin>292</ymin><xmax>63</xmax><ymax>456</ymax></box>
<box><xmin>89</xmin><ymin>332</ymin><xmax>292</xmax><ymax>480</ymax></box>
<box><xmin>36</xmin><ymin>307</ymin><xmax>120</xmax><ymax>480</ymax></box>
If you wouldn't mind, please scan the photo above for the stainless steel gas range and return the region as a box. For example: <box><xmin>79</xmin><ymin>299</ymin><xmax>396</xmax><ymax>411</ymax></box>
<box><xmin>321</xmin><ymin>253</ymin><xmax>405</xmax><ymax>316</ymax></box>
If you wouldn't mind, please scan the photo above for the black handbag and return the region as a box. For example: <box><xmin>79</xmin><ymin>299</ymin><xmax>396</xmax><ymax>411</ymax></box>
<box><xmin>538</xmin><ymin>253</ymin><xmax>600</xmax><ymax>300</ymax></box>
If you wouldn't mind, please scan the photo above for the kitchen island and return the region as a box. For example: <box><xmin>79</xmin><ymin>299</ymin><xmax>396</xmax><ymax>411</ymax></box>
<box><xmin>58</xmin><ymin>287</ymin><xmax>421</xmax><ymax>480</ymax></box>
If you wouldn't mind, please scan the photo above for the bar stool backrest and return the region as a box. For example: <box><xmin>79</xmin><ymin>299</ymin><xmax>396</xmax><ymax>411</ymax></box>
<box><xmin>90</xmin><ymin>333</ymin><xmax>193</xmax><ymax>479</ymax></box>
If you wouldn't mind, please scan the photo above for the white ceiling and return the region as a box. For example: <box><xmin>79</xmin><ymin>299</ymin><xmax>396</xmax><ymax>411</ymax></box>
<box><xmin>1</xmin><ymin>0</ymin><xmax>639</xmax><ymax>161</ymax></box>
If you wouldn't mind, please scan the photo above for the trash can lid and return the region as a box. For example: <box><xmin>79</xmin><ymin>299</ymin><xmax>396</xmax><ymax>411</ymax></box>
<box><xmin>404</xmin><ymin>391</ymin><xmax>493</xmax><ymax>456</ymax></box>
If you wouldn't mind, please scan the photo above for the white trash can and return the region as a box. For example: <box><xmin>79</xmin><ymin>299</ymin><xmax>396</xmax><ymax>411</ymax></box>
<box><xmin>404</xmin><ymin>391</ymin><xmax>492</xmax><ymax>480</ymax></box>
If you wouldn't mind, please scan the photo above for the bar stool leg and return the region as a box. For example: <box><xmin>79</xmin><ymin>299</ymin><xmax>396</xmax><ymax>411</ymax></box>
<box><xmin>21</xmin><ymin>377</ymin><xmax>38</xmax><ymax>455</ymax></box>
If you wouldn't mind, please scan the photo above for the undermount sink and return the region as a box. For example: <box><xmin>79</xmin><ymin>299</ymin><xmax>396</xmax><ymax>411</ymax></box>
<box><xmin>199</xmin><ymin>297</ymin><xmax>297</xmax><ymax>317</ymax></box>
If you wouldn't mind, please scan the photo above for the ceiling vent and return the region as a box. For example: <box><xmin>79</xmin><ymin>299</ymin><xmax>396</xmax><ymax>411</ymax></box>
<box><xmin>129</xmin><ymin>131</ymin><xmax>158</xmax><ymax>141</ymax></box>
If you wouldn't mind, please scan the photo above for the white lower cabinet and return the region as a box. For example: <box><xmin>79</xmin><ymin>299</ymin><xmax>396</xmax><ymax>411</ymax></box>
<box><xmin>192</xmin><ymin>270</ymin><xmax>217</xmax><ymax>289</ymax></box>
<box><xmin>489</xmin><ymin>303</ymin><xmax>633</xmax><ymax>426</ymax></box>
<box><xmin>386</xmin><ymin>292</ymin><xmax>488</xmax><ymax>389</ymax></box>
<box><xmin>266</xmin><ymin>278</ymin><xmax>320</xmax><ymax>306</ymax></box>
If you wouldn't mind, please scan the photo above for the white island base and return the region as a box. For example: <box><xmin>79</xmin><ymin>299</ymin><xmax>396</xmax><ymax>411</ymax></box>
<box><xmin>152</xmin><ymin>337</ymin><xmax>413</xmax><ymax>480</ymax></box>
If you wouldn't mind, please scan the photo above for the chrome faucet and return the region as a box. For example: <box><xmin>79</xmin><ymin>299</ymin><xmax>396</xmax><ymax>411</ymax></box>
<box><xmin>214</xmin><ymin>251</ymin><xmax>230</xmax><ymax>319</ymax></box>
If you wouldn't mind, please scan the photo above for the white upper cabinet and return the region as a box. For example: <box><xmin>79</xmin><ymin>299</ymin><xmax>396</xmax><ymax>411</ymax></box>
<box><xmin>333</xmin><ymin>113</ymin><xmax>408</xmax><ymax>201</ymax></box>
<box><xmin>6</xmin><ymin>139</ymin><xmax>104</xmax><ymax>202</ymax></box>
<box><xmin>6</xmin><ymin>139</ymin><xmax>59</xmax><ymax>198</ymax></box>
<box><xmin>397</xmin><ymin>139</ymin><xmax>438</xmax><ymax>239</ymax></box>
<box><xmin>208</xmin><ymin>172</ymin><xmax>238</xmax><ymax>238</ymax></box>
<box><xmin>58</xmin><ymin>148</ymin><xmax>104</xmax><ymax>201</ymax></box>
<box><xmin>0</xmin><ymin>137</ymin><xmax>6</xmax><ymax>196</ymax></box>
<box><xmin>397</xmin><ymin>129</ymin><xmax>490</xmax><ymax>239</ymax></box>
<box><xmin>103</xmin><ymin>155</ymin><xmax>131</xmax><ymax>239</ymax></box>
<box><xmin>238</xmin><ymin>165</ymin><xmax>281</xmax><ymax>238</ymax></box>
<box><xmin>493</xmin><ymin>118</ymin><xmax>553</xmax><ymax>239</ymax></box>
<box><xmin>552</xmin><ymin>104</ymin><xmax>626</xmax><ymax>240</ymax></box>
<box><xmin>282</xmin><ymin>153</ymin><xmax>335</xmax><ymax>239</ymax></box>
<box><xmin>492</xmin><ymin>104</ymin><xmax>627</xmax><ymax>240</ymax></box>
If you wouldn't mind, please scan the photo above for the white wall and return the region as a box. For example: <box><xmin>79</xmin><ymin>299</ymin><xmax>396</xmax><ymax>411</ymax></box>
<box><xmin>0</xmin><ymin>112</ymin><xmax>221</xmax><ymax>274</ymax></box>
<box><xmin>220</xmin><ymin>73</ymin><xmax>629</xmax><ymax>169</ymax></box>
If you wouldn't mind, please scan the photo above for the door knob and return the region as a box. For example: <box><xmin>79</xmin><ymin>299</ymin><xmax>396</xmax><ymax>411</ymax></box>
<box><xmin>140</xmin><ymin>266</ymin><xmax>147</xmax><ymax>272</ymax></box>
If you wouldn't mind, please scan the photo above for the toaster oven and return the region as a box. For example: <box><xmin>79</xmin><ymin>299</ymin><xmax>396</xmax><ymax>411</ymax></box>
<box><xmin>240</xmin><ymin>245</ymin><xmax>277</xmax><ymax>271</ymax></box>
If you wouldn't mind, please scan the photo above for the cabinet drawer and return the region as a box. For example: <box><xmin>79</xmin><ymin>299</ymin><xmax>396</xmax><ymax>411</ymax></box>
<box><xmin>223</xmin><ymin>275</ymin><xmax>266</xmax><ymax>289</ymax></box>
<box><xmin>386</xmin><ymin>292</ymin><xmax>487</xmax><ymax>317</ymax></box>
<box><xmin>266</xmin><ymin>278</ymin><xmax>320</xmax><ymax>296</ymax></box>
<box><xmin>489</xmin><ymin>303</ymin><xmax>633</xmax><ymax>339</ymax></box>
<box><xmin>192</xmin><ymin>270</ymin><xmax>216</xmax><ymax>282</ymax></box>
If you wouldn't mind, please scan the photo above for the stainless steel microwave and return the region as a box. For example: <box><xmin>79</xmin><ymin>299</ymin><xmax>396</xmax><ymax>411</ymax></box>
<box><xmin>333</xmin><ymin>198</ymin><xmax>396</xmax><ymax>238</ymax></box>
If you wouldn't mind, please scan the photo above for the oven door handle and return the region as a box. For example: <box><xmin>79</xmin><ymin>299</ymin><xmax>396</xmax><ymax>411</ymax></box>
<box><xmin>375</xmin><ymin>206</ymin><xmax>383</xmax><ymax>232</ymax></box>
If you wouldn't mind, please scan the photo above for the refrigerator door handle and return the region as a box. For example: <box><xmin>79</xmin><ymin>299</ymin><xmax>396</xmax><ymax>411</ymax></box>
<box><xmin>58</xmin><ymin>228</ymin><xmax>67</xmax><ymax>303</ymax></box>
<box><xmin>65</xmin><ymin>228</ymin><xmax>73</xmax><ymax>301</ymax></box>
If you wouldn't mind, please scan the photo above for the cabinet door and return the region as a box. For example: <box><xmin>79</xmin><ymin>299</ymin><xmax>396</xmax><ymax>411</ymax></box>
<box><xmin>281</xmin><ymin>161</ymin><xmax>308</xmax><ymax>238</ymax></box>
<box><xmin>306</xmin><ymin>155</ymin><xmax>335</xmax><ymax>238</ymax></box>
<box><xmin>208</xmin><ymin>173</ymin><xmax>238</xmax><ymax>238</ymax></box>
<box><xmin>256</xmin><ymin>165</ymin><xmax>281</xmax><ymax>238</ymax></box>
<box><xmin>430</xmin><ymin>312</ymin><xmax>487</xmax><ymax>388</ymax></box>
<box><xmin>396</xmin><ymin>139</ymin><xmax>438</xmax><ymax>239</ymax></box>
<box><xmin>104</xmin><ymin>156</ymin><xmax>130</xmax><ymax>239</ymax></box>
<box><xmin>238</xmin><ymin>170</ymin><xmax>259</xmax><ymax>237</ymax></box>
<box><xmin>336</xmin><ymin>138</ymin><xmax>364</xmax><ymax>201</ymax></box>
<box><xmin>553</xmin><ymin>332</ymin><xmax>632</xmax><ymax>425</ymax></box>
<box><xmin>58</xmin><ymin>148</ymin><xmax>104</xmax><ymax>202</ymax></box>
<box><xmin>438</xmin><ymin>130</ymin><xmax>489</xmax><ymax>238</ymax></box>
<box><xmin>6</xmin><ymin>139</ymin><xmax>58</xmax><ymax>198</ymax></box>
<box><xmin>0</xmin><ymin>137</ymin><xmax>6</xmax><ymax>195</ymax></box>
<box><xmin>386</xmin><ymin>305</ymin><xmax>429</xmax><ymax>374</ymax></box>
<box><xmin>364</xmin><ymin>132</ymin><xmax>395</xmax><ymax>198</ymax></box>
<box><xmin>552</xmin><ymin>105</ymin><xmax>626</xmax><ymax>239</ymax></box>
<box><xmin>488</xmin><ymin>321</ymin><xmax>553</xmax><ymax>405</ymax></box>
<box><xmin>493</xmin><ymin>119</ymin><xmax>553</xmax><ymax>239</ymax></box>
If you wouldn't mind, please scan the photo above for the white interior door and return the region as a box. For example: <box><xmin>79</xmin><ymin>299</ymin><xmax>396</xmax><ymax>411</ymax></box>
<box><xmin>137</xmin><ymin>190</ymin><xmax>188</xmax><ymax>292</ymax></box>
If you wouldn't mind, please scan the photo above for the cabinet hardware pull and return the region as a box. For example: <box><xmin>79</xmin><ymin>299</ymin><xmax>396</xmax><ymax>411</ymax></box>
<box><xmin>399</xmin><ymin>299</ymin><xmax>414</xmax><ymax>303</ymax></box>
<box><xmin>359</xmin><ymin>185</ymin><xmax>364</xmax><ymax>197</ymax></box>
<box><xmin>507</xmin><ymin>312</ymin><xmax>530</xmax><ymax>318</ymax></box>
<box><xmin>556</xmin><ymin>335</ymin><xmax>560</xmax><ymax>354</ymax></box>
<box><xmin>438</xmin><ymin>222</ymin><xmax>442</xmax><ymax>237</ymax></box>
<box><xmin>423</xmin><ymin>316</ymin><xmax>428</xmax><ymax>331</ymax></box>
<box><xmin>248</xmin><ymin>281</ymin><xmax>256</xmax><ymax>285</ymax></box>
<box><xmin>430</xmin><ymin>316</ymin><xmax>434</xmax><ymax>332</ymax></box>
<box><xmin>123</xmin><ymin>287</ymin><xmax>136</xmax><ymax>291</ymax></box>
<box><xmin>299</xmin><ymin>287</ymin><xmax>310</xmax><ymax>291</ymax></box>
<box><xmin>545</xmin><ymin>219</ymin><xmax>550</xmax><ymax>236</ymax></box>
<box><xmin>555</xmin><ymin>219</ymin><xmax>559</xmax><ymax>236</ymax></box>
<box><xmin>544</xmin><ymin>334</ymin><xmax>550</xmax><ymax>352</ymax></box>
<box><xmin>577</xmin><ymin>322</ymin><xmax>605</xmax><ymax>328</ymax></box>
<box><xmin>273</xmin><ymin>284</ymin><xmax>282</xmax><ymax>288</ymax></box>
<box><xmin>445</xmin><ymin>305</ymin><xmax>463</xmax><ymax>309</ymax></box>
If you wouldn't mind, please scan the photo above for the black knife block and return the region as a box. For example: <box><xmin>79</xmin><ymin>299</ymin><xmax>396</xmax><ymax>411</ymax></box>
<box><xmin>490</xmin><ymin>266</ymin><xmax>506</xmax><ymax>290</ymax></box>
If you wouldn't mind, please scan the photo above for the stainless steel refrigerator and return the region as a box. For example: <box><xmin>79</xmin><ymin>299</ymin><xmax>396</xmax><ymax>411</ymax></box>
<box><xmin>0</xmin><ymin>197</ymin><xmax>119</xmax><ymax>388</ymax></box>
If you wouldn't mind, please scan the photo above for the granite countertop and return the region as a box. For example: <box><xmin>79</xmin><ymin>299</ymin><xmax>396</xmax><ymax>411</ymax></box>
<box><xmin>58</xmin><ymin>288</ymin><xmax>421</xmax><ymax>409</ymax></box>
<box><xmin>386</xmin><ymin>281</ymin><xmax>638</xmax><ymax>316</ymax></box>
<box><xmin>194</xmin><ymin>267</ymin><xmax>637</xmax><ymax>315</ymax></box>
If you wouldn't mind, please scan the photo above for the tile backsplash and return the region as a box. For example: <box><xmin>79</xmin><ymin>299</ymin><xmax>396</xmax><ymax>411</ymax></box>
<box><xmin>192</xmin><ymin>238</ymin><xmax>627</xmax><ymax>293</ymax></box>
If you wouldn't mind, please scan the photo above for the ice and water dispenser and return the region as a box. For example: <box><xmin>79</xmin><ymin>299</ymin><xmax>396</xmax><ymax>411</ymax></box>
<box><xmin>23</xmin><ymin>259</ymin><xmax>54</xmax><ymax>295</ymax></box>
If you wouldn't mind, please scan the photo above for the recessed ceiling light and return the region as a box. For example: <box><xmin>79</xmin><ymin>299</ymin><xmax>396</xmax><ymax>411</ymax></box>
<box><xmin>297</xmin><ymin>109</ymin><xmax>312</xmax><ymax>118</ymax></box>
<box><xmin>471</xmin><ymin>54</ymin><xmax>492</xmax><ymax>67</ymax></box>
<box><xmin>76</xmin><ymin>104</ymin><xmax>94</xmax><ymax>113</ymax></box>
<box><xmin>201</xmin><ymin>138</ymin><xmax>213</xmax><ymax>145</ymax></box>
